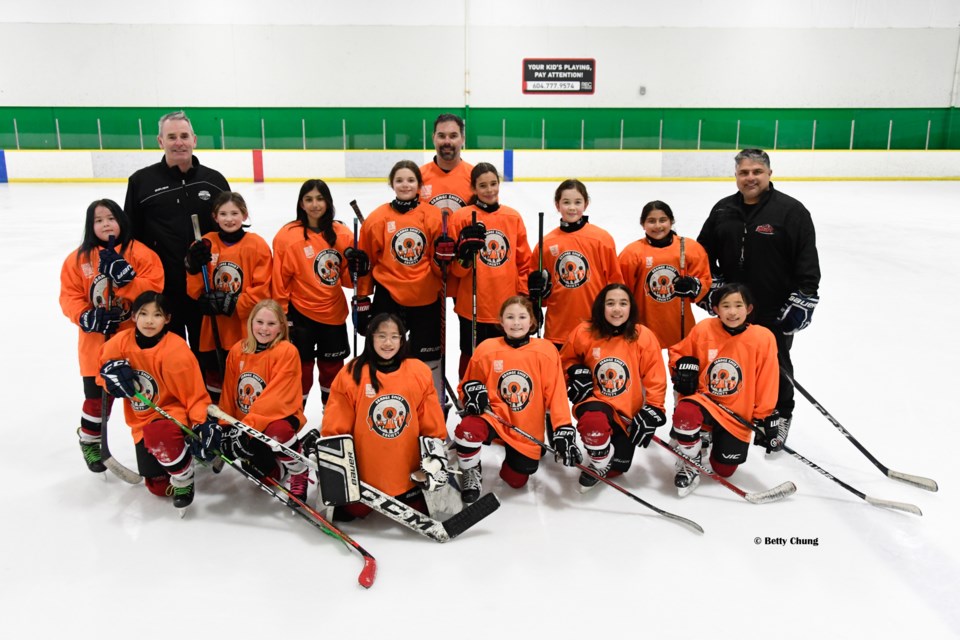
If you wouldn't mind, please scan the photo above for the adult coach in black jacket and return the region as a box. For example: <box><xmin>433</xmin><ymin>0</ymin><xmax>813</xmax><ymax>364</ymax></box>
<box><xmin>124</xmin><ymin>110</ymin><xmax>230</xmax><ymax>354</ymax></box>
<box><xmin>697</xmin><ymin>148</ymin><xmax>821</xmax><ymax>450</ymax></box>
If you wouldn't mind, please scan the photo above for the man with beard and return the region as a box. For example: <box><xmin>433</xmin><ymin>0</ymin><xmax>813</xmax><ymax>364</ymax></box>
<box><xmin>420</xmin><ymin>113</ymin><xmax>474</xmax><ymax>215</ymax></box>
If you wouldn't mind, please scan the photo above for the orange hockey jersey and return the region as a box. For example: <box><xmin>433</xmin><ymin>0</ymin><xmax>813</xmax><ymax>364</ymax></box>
<box><xmin>98</xmin><ymin>328</ymin><xmax>210</xmax><ymax>444</ymax></box>
<box><xmin>187</xmin><ymin>231</ymin><xmax>273</xmax><ymax>351</ymax></box>
<box><xmin>448</xmin><ymin>204</ymin><xmax>532</xmax><ymax>323</ymax></box>
<box><xmin>60</xmin><ymin>241</ymin><xmax>164</xmax><ymax>376</ymax></box>
<box><xmin>321</xmin><ymin>359</ymin><xmax>447</xmax><ymax>496</ymax></box>
<box><xmin>219</xmin><ymin>340</ymin><xmax>305</xmax><ymax>432</ymax></box>
<box><xmin>357</xmin><ymin>201</ymin><xmax>444</xmax><ymax>307</ymax></box>
<box><xmin>560</xmin><ymin>322</ymin><xmax>667</xmax><ymax>432</ymax></box>
<box><xmin>272</xmin><ymin>221</ymin><xmax>354</xmax><ymax>324</ymax></box>
<box><xmin>460</xmin><ymin>337</ymin><xmax>572</xmax><ymax>460</ymax></box>
<box><xmin>531</xmin><ymin>221</ymin><xmax>623</xmax><ymax>346</ymax></box>
<box><xmin>619</xmin><ymin>235</ymin><xmax>711</xmax><ymax>348</ymax></box>
<box><xmin>419</xmin><ymin>160</ymin><xmax>474</xmax><ymax>215</ymax></box>
<box><xmin>668</xmin><ymin>318</ymin><xmax>779</xmax><ymax>442</ymax></box>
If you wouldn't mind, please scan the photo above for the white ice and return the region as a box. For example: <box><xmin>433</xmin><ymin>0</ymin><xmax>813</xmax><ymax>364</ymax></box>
<box><xmin>1</xmin><ymin>178</ymin><xmax>958</xmax><ymax>639</ymax></box>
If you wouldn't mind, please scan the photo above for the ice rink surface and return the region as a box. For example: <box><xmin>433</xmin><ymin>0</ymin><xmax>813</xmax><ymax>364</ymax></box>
<box><xmin>1</xmin><ymin>176</ymin><xmax>957</xmax><ymax>638</ymax></box>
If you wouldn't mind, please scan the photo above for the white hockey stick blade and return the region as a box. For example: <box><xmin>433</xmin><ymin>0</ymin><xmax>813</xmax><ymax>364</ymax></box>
<box><xmin>744</xmin><ymin>481</ymin><xmax>797</xmax><ymax>505</ymax></box>
<box><xmin>886</xmin><ymin>470</ymin><xmax>938</xmax><ymax>492</ymax></box>
<box><xmin>104</xmin><ymin>456</ymin><xmax>142</xmax><ymax>484</ymax></box>
<box><xmin>864</xmin><ymin>495</ymin><xmax>922</xmax><ymax>516</ymax></box>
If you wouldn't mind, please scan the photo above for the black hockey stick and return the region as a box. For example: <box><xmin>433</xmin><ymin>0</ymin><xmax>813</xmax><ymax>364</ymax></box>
<box><xmin>349</xmin><ymin>199</ymin><xmax>365</xmax><ymax>224</ymax></box>
<box><xmin>137</xmin><ymin>393</ymin><xmax>376</xmax><ymax>588</ymax></box>
<box><xmin>678</xmin><ymin>236</ymin><xmax>686</xmax><ymax>340</ymax></box>
<box><xmin>485</xmin><ymin>410</ymin><xmax>704</xmax><ymax>534</ymax></box>
<box><xmin>536</xmin><ymin>211</ymin><xmax>544</xmax><ymax>338</ymax></box>
<box><xmin>471</xmin><ymin>209</ymin><xmax>478</xmax><ymax>352</ymax></box>
<box><xmin>439</xmin><ymin>209</ymin><xmax>450</xmax><ymax>410</ymax></box>
<box><xmin>782</xmin><ymin>369</ymin><xmax>937</xmax><ymax>492</ymax></box>
<box><xmin>208</xmin><ymin>405</ymin><xmax>500</xmax><ymax>542</ymax></box>
<box><xmin>699</xmin><ymin>394</ymin><xmax>923</xmax><ymax>516</ymax></box>
<box><xmin>190</xmin><ymin>214</ymin><xmax>226</xmax><ymax>376</ymax></box>
<box><xmin>351</xmin><ymin>217</ymin><xmax>360</xmax><ymax>358</ymax></box>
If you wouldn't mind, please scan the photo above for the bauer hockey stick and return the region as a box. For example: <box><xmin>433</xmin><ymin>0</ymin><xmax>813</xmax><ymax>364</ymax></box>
<box><xmin>699</xmin><ymin>395</ymin><xmax>923</xmax><ymax>516</ymax></box>
<box><xmin>485</xmin><ymin>410</ymin><xmax>704</xmax><ymax>534</ymax></box>
<box><xmin>190</xmin><ymin>214</ymin><xmax>226</xmax><ymax>376</ymax></box>
<box><xmin>782</xmin><ymin>369</ymin><xmax>937</xmax><ymax>492</ymax></box>
<box><xmin>137</xmin><ymin>393</ymin><xmax>376</xmax><ymax>588</ymax></box>
<box><xmin>207</xmin><ymin>405</ymin><xmax>501</xmax><ymax>542</ymax></box>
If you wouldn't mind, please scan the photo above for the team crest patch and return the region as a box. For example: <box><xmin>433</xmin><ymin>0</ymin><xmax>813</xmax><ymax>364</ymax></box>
<box><xmin>387</xmin><ymin>221</ymin><xmax>396</xmax><ymax>233</ymax></box>
<box><xmin>429</xmin><ymin>193</ymin><xmax>466</xmax><ymax>215</ymax></box>
<box><xmin>391</xmin><ymin>228</ymin><xmax>427</xmax><ymax>265</ymax></box>
<box><xmin>592</xmin><ymin>347</ymin><xmax>602</xmax><ymax>359</ymax></box>
<box><xmin>313</xmin><ymin>248</ymin><xmax>343</xmax><ymax>285</ymax></box>
<box><xmin>303</xmin><ymin>245</ymin><xmax>315</xmax><ymax>259</ymax></box>
<box><xmin>555</xmin><ymin>251</ymin><xmax>588</xmax><ymax>289</ymax></box>
<box><xmin>479</xmin><ymin>230</ymin><xmax>510</xmax><ymax>267</ymax></box>
<box><xmin>645</xmin><ymin>256</ymin><xmax>654</xmax><ymax>269</ymax></box>
<box><xmin>595</xmin><ymin>357</ymin><xmax>629</xmax><ymax>397</ymax></box>
<box><xmin>498</xmin><ymin>369</ymin><xmax>533</xmax><ymax>412</ymax></box>
<box><xmin>646</xmin><ymin>264</ymin><xmax>680</xmax><ymax>302</ymax></box>
<box><xmin>365</xmin><ymin>384</ymin><xmax>376</xmax><ymax>398</ymax></box>
<box><xmin>755</xmin><ymin>224</ymin><xmax>775</xmax><ymax>235</ymax></box>
<box><xmin>367</xmin><ymin>394</ymin><xmax>411</xmax><ymax>439</ymax></box>
<box><xmin>89</xmin><ymin>274</ymin><xmax>131</xmax><ymax>320</ymax></box>
<box><xmin>493</xmin><ymin>359</ymin><xmax>504</xmax><ymax>373</ymax></box>
<box><xmin>421</xmin><ymin>184</ymin><xmax>433</xmax><ymax>198</ymax></box>
<box><xmin>213</xmin><ymin>261</ymin><xmax>243</xmax><ymax>293</ymax></box>
<box><xmin>198</xmin><ymin>190</ymin><xmax>211</xmax><ymax>201</ymax></box>
<box><xmin>130</xmin><ymin>371</ymin><xmax>159</xmax><ymax>412</ymax></box>
<box><xmin>549</xmin><ymin>244</ymin><xmax>560</xmax><ymax>257</ymax></box>
<box><xmin>236</xmin><ymin>372</ymin><xmax>266</xmax><ymax>414</ymax></box>
<box><xmin>707</xmin><ymin>357</ymin><xmax>742</xmax><ymax>396</ymax></box>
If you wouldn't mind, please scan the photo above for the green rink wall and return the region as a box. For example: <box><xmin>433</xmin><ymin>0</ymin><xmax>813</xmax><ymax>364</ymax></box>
<box><xmin>0</xmin><ymin>106</ymin><xmax>958</xmax><ymax>151</ymax></box>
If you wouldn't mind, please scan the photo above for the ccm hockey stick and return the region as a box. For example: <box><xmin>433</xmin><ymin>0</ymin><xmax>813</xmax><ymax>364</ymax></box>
<box><xmin>783</xmin><ymin>369</ymin><xmax>937</xmax><ymax>492</ymax></box>
<box><xmin>137</xmin><ymin>393</ymin><xmax>376</xmax><ymax>587</ymax></box>
<box><xmin>485</xmin><ymin>410</ymin><xmax>704</xmax><ymax>534</ymax></box>
<box><xmin>700</xmin><ymin>395</ymin><xmax>922</xmax><ymax>516</ymax></box>
<box><xmin>208</xmin><ymin>405</ymin><xmax>500</xmax><ymax>542</ymax></box>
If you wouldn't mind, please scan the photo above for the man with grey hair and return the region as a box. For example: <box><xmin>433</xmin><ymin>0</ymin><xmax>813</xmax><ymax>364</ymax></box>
<box><xmin>696</xmin><ymin>148</ymin><xmax>821</xmax><ymax>451</ymax></box>
<box><xmin>124</xmin><ymin>110</ymin><xmax>230</xmax><ymax>353</ymax></box>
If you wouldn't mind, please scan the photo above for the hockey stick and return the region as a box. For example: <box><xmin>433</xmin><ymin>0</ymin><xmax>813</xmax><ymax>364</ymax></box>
<box><xmin>678</xmin><ymin>236</ymin><xmax>686</xmax><ymax>340</ymax></box>
<box><xmin>190</xmin><ymin>214</ymin><xmax>226</xmax><ymax>376</ymax></box>
<box><xmin>782</xmin><ymin>369</ymin><xmax>938</xmax><ymax>492</ymax></box>
<box><xmin>439</xmin><ymin>209</ymin><xmax>450</xmax><ymax>410</ymax></box>
<box><xmin>351</xmin><ymin>217</ymin><xmax>360</xmax><ymax>358</ymax></box>
<box><xmin>485</xmin><ymin>410</ymin><xmax>704</xmax><ymax>534</ymax></box>
<box><xmin>207</xmin><ymin>405</ymin><xmax>501</xmax><ymax>542</ymax></box>
<box><xmin>536</xmin><ymin>211</ymin><xmax>544</xmax><ymax>338</ymax></box>
<box><xmin>136</xmin><ymin>393</ymin><xmax>376</xmax><ymax>587</ymax></box>
<box><xmin>471</xmin><ymin>209</ymin><xmax>478</xmax><ymax>352</ymax></box>
<box><xmin>349</xmin><ymin>200</ymin><xmax>366</xmax><ymax>224</ymax></box>
<box><xmin>699</xmin><ymin>394</ymin><xmax>923</xmax><ymax>516</ymax></box>
<box><xmin>444</xmin><ymin>377</ymin><xmax>465</xmax><ymax>414</ymax></box>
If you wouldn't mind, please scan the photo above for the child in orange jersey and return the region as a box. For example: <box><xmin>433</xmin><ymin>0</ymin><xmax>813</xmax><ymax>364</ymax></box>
<box><xmin>667</xmin><ymin>283</ymin><xmax>781</xmax><ymax>496</ymax></box>
<box><xmin>530</xmin><ymin>179</ymin><xmax>623</xmax><ymax>349</ymax></box>
<box><xmin>99</xmin><ymin>291</ymin><xmax>215</xmax><ymax>511</ymax></box>
<box><xmin>317</xmin><ymin>313</ymin><xmax>449</xmax><ymax>520</ymax></box>
<box><xmin>618</xmin><ymin>200</ymin><xmax>712</xmax><ymax>348</ymax></box>
<box><xmin>185</xmin><ymin>192</ymin><xmax>272</xmax><ymax>402</ymax></box>
<box><xmin>216</xmin><ymin>299</ymin><xmax>309</xmax><ymax>503</ymax></box>
<box><xmin>60</xmin><ymin>199</ymin><xmax>164</xmax><ymax>474</ymax></box>
<box><xmin>272</xmin><ymin>179</ymin><xmax>354</xmax><ymax>408</ymax></box>
<box><xmin>560</xmin><ymin>284</ymin><xmax>667</xmax><ymax>491</ymax></box>
<box><xmin>448</xmin><ymin>162</ymin><xmax>532</xmax><ymax>377</ymax></box>
<box><xmin>455</xmin><ymin>296</ymin><xmax>581</xmax><ymax>503</ymax></box>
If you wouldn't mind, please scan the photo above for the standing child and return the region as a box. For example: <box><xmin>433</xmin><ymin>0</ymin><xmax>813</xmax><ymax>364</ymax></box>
<box><xmin>60</xmin><ymin>199</ymin><xmax>163</xmax><ymax>473</ymax></box>
<box><xmin>271</xmin><ymin>179</ymin><xmax>354</xmax><ymax>408</ymax></box>
<box><xmin>560</xmin><ymin>284</ymin><xmax>667</xmax><ymax>491</ymax></box>
<box><xmin>667</xmin><ymin>283</ymin><xmax>781</xmax><ymax>496</ymax></box>
<box><xmin>98</xmin><ymin>291</ymin><xmax>215</xmax><ymax>510</ymax></box>
<box><xmin>619</xmin><ymin>200</ymin><xmax>712</xmax><ymax>348</ymax></box>
<box><xmin>530</xmin><ymin>179</ymin><xmax>623</xmax><ymax>349</ymax></box>
<box><xmin>216</xmin><ymin>299</ymin><xmax>308</xmax><ymax>502</ymax></box>
<box><xmin>318</xmin><ymin>313</ymin><xmax>449</xmax><ymax>520</ymax></box>
<box><xmin>185</xmin><ymin>191</ymin><xmax>272</xmax><ymax>402</ymax></box>
<box><xmin>455</xmin><ymin>296</ymin><xmax>580</xmax><ymax>503</ymax></box>
<box><xmin>448</xmin><ymin>162</ymin><xmax>532</xmax><ymax>377</ymax></box>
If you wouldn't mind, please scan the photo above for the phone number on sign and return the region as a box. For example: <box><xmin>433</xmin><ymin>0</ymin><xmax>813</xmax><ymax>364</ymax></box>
<box><xmin>524</xmin><ymin>81</ymin><xmax>583</xmax><ymax>91</ymax></box>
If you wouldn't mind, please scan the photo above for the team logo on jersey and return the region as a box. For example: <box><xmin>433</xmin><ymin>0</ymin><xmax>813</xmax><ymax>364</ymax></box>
<box><xmin>198</xmin><ymin>190</ymin><xmax>211</xmax><ymax>201</ymax></box>
<box><xmin>313</xmin><ymin>248</ymin><xmax>342</xmax><ymax>285</ymax></box>
<box><xmin>213</xmin><ymin>261</ymin><xmax>243</xmax><ymax>293</ymax></box>
<box><xmin>236</xmin><ymin>372</ymin><xmax>266</xmax><ymax>414</ymax></box>
<box><xmin>707</xmin><ymin>357</ymin><xmax>742</xmax><ymax>396</ymax></box>
<box><xmin>429</xmin><ymin>193</ymin><xmax>466</xmax><ymax>215</ymax></box>
<box><xmin>498</xmin><ymin>370</ymin><xmax>533</xmax><ymax>412</ymax></box>
<box><xmin>646</xmin><ymin>264</ymin><xmax>680</xmax><ymax>302</ymax></box>
<box><xmin>479</xmin><ymin>230</ymin><xmax>509</xmax><ymax>267</ymax></box>
<box><xmin>89</xmin><ymin>274</ymin><xmax>132</xmax><ymax>321</ymax></box>
<box><xmin>755</xmin><ymin>224</ymin><xmax>775</xmax><ymax>235</ymax></box>
<box><xmin>555</xmin><ymin>251</ymin><xmax>588</xmax><ymax>289</ymax></box>
<box><xmin>367</xmin><ymin>394</ymin><xmax>411</xmax><ymax>439</ymax></box>
<box><xmin>391</xmin><ymin>228</ymin><xmax>426</xmax><ymax>265</ymax></box>
<box><xmin>594</xmin><ymin>357</ymin><xmax>629</xmax><ymax>397</ymax></box>
<box><xmin>130</xmin><ymin>371</ymin><xmax>159</xmax><ymax>412</ymax></box>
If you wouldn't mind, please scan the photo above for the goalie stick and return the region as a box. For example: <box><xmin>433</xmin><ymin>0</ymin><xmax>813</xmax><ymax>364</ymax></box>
<box><xmin>485</xmin><ymin>410</ymin><xmax>704</xmax><ymax>534</ymax></box>
<box><xmin>700</xmin><ymin>394</ymin><xmax>923</xmax><ymax>516</ymax></box>
<box><xmin>208</xmin><ymin>405</ymin><xmax>500</xmax><ymax>542</ymax></box>
<box><xmin>783</xmin><ymin>369</ymin><xmax>938</xmax><ymax>492</ymax></box>
<box><xmin>136</xmin><ymin>393</ymin><xmax>376</xmax><ymax>588</ymax></box>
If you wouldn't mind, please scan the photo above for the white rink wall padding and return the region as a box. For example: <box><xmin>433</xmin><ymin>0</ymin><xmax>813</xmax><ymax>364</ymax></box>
<box><xmin>3</xmin><ymin>180</ymin><xmax>958</xmax><ymax>638</ymax></box>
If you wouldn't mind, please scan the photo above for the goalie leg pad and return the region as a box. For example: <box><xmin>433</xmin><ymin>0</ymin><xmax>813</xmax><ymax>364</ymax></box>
<box><xmin>315</xmin><ymin>434</ymin><xmax>361</xmax><ymax>506</ymax></box>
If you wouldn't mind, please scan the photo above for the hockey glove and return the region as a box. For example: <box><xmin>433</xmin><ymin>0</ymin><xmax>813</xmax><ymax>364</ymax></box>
<box><xmin>417</xmin><ymin>436</ymin><xmax>451</xmax><ymax>491</ymax></box>
<box><xmin>190</xmin><ymin>419</ymin><xmax>222</xmax><ymax>462</ymax></box>
<box><xmin>353</xmin><ymin>296</ymin><xmax>372</xmax><ymax>336</ymax></box>
<box><xmin>673</xmin><ymin>275</ymin><xmax>702</xmax><ymax>299</ymax></box>
<box><xmin>462</xmin><ymin>380</ymin><xmax>489</xmax><ymax>416</ymax></box>
<box><xmin>100</xmin><ymin>359</ymin><xmax>138</xmax><ymax>399</ymax></box>
<box><xmin>343</xmin><ymin>246</ymin><xmax>370</xmax><ymax>277</ymax></box>
<box><xmin>672</xmin><ymin>356</ymin><xmax>700</xmax><ymax>396</ymax></box>
<box><xmin>298</xmin><ymin>428</ymin><xmax>321</xmax><ymax>459</ymax></box>
<box><xmin>754</xmin><ymin>411</ymin><xmax>789</xmax><ymax>454</ymax></box>
<box><xmin>456</xmin><ymin>222</ymin><xmax>486</xmax><ymax>264</ymax></box>
<box><xmin>221</xmin><ymin>425</ymin><xmax>256</xmax><ymax>461</ymax></box>
<box><xmin>99</xmin><ymin>246</ymin><xmax>136</xmax><ymax>287</ymax></box>
<box><xmin>79</xmin><ymin>306</ymin><xmax>123</xmax><ymax>336</ymax></box>
<box><xmin>184</xmin><ymin>239</ymin><xmax>212</xmax><ymax>275</ymax></box>
<box><xmin>433</xmin><ymin>233</ymin><xmax>456</xmax><ymax>268</ymax></box>
<box><xmin>566</xmin><ymin>365</ymin><xmax>594</xmax><ymax>404</ymax></box>
<box><xmin>778</xmin><ymin>291</ymin><xmax>819</xmax><ymax>335</ymax></box>
<box><xmin>551</xmin><ymin>424</ymin><xmax>583</xmax><ymax>467</ymax></box>
<box><xmin>696</xmin><ymin>276</ymin><xmax>724</xmax><ymax>315</ymax></box>
<box><xmin>199</xmin><ymin>290</ymin><xmax>238</xmax><ymax>316</ymax></box>
<box><xmin>629</xmin><ymin>405</ymin><xmax>667</xmax><ymax>448</ymax></box>
<box><xmin>528</xmin><ymin>269</ymin><xmax>553</xmax><ymax>301</ymax></box>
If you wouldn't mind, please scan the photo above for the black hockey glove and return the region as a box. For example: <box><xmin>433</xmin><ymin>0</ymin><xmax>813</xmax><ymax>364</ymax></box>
<box><xmin>528</xmin><ymin>269</ymin><xmax>553</xmax><ymax>301</ymax></box>
<box><xmin>672</xmin><ymin>356</ymin><xmax>700</xmax><ymax>396</ymax></box>
<box><xmin>456</xmin><ymin>222</ymin><xmax>486</xmax><ymax>264</ymax></box>
<box><xmin>100</xmin><ymin>359</ymin><xmax>138</xmax><ymax>399</ymax></box>
<box><xmin>551</xmin><ymin>424</ymin><xmax>583</xmax><ymax>467</ymax></box>
<box><xmin>778</xmin><ymin>291</ymin><xmax>819</xmax><ymax>335</ymax></box>
<box><xmin>566</xmin><ymin>365</ymin><xmax>594</xmax><ymax>404</ymax></box>
<box><xmin>352</xmin><ymin>295</ymin><xmax>372</xmax><ymax>336</ymax></box>
<box><xmin>462</xmin><ymin>380</ymin><xmax>489</xmax><ymax>416</ymax></box>
<box><xmin>298</xmin><ymin>428</ymin><xmax>321</xmax><ymax>459</ymax></box>
<box><xmin>673</xmin><ymin>275</ymin><xmax>702</xmax><ymax>299</ymax></box>
<box><xmin>190</xmin><ymin>419</ymin><xmax>222</xmax><ymax>462</ymax></box>
<box><xmin>417</xmin><ymin>436</ymin><xmax>451</xmax><ymax>491</ymax></box>
<box><xmin>433</xmin><ymin>233</ymin><xmax>456</xmax><ymax>268</ymax></box>
<box><xmin>629</xmin><ymin>405</ymin><xmax>666</xmax><ymax>448</ymax></box>
<box><xmin>185</xmin><ymin>239</ymin><xmax>212</xmax><ymax>275</ymax></box>
<box><xmin>753</xmin><ymin>411</ymin><xmax>789</xmax><ymax>454</ymax></box>
<box><xmin>99</xmin><ymin>246</ymin><xmax>136</xmax><ymax>287</ymax></box>
<box><xmin>343</xmin><ymin>246</ymin><xmax>370</xmax><ymax>277</ymax></box>
<box><xmin>221</xmin><ymin>425</ymin><xmax>256</xmax><ymax>461</ymax></box>
<box><xmin>79</xmin><ymin>306</ymin><xmax>123</xmax><ymax>336</ymax></box>
<box><xmin>199</xmin><ymin>290</ymin><xmax>238</xmax><ymax>316</ymax></box>
<box><xmin>696</xmin><ymin>276</ymin><xmax>724</xmax><ymax>315</ymax></box>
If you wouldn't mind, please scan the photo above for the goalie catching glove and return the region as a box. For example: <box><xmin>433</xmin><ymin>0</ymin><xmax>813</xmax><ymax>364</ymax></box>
<box><xmin>417</xmin><ymin>436</ymin><xmax>451</xmax><ymax>491</ymax></box>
